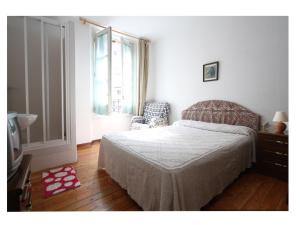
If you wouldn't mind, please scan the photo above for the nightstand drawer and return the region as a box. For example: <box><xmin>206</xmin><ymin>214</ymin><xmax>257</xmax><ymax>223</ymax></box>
<box><xmin>258</xmin><ymin>138</ymin><xmax>288</xmax><ymax>154</ymax></box>
<box><xmin>258</xmin><ymin>150</ymin><xmax>288</xmax><ymax>166</ymax></box>
<box><xmin>256</xmin><ymin>161</ymin><xmax>288</xmax><ymax>181</ymax></box>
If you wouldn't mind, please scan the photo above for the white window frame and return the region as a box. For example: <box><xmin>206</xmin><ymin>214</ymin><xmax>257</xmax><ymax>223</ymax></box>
<box><xmin>93</xmin><ymin>29</ymin><xmax>138</xmax><ymax>115</ymax></box>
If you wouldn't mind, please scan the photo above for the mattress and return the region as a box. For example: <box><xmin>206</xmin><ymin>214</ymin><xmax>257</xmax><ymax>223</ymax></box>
<box><xmin>98</xmin><ymin>120</ymin><xmax>257</xmax><ymax>210</ymax></box>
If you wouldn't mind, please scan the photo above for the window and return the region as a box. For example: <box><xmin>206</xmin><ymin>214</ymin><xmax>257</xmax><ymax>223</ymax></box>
<box><xmin>93</xmin><ymin>27</ymin><xmax>138</xmax><ymax>115</ymax></box>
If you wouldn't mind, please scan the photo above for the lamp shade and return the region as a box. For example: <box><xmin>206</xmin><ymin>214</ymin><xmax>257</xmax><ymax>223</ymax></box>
<box><xmin>273</xmin><ymin>111</ymin><xmax>288</xmax><ymax>122</ymax></box>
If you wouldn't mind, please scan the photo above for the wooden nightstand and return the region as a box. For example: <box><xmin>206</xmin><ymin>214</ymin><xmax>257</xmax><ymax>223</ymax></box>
<box><xmin>256</xmin><ymin>131</ymin><xmax>288</xmax><ymax>181</ymax></box>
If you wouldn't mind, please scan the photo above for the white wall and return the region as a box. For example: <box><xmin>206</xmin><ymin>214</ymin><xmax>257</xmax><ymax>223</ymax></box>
<box><xmin>91</xmin><ymin>114</ymin><xmax>132</xmax><ymax>140</ymax></box>
<box><xmin>148</xmin><ymin>17</ymin><xmax>288</xmax><ymax>125</ymax></box>
<box><xmin>92</xmin><ymin>16</ymin><xmax>288</xmax><ymax>126</ymax></box>
<box><xmin>74</xmin><ymin>21</ymin><xmax>93</xmax><ymax>144</ymax></box>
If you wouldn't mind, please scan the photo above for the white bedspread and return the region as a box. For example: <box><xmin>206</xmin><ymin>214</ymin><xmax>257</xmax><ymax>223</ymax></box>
<box><xmin>98</xmin><ymin>120</ymin><xmax>256</xmax><ymax>210</ymax></box>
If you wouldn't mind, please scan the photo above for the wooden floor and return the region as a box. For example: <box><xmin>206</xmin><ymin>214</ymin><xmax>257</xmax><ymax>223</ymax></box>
<box><xmin>31</xmin><ymin>141</ymin><xmax>288</xmax><ymax>211</ymax></box>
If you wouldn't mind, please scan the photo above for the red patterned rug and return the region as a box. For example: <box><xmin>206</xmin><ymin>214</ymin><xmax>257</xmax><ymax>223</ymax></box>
<box><xmin>42</xmin><ymin>166</ymin><xmax>80</xmax><ymax>198</ymax></box>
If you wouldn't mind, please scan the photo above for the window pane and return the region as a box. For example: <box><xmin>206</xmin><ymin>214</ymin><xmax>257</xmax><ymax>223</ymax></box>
<box><xmin>122</xmin><ymin>40</ymin><xmax>137</xmax><ymax>114</ymax></box>
<box><xmin>111</xmin><ymin>39</ymin><xmax>122</xmax><ymax>112</ymax></box>
<box><xmin>95</xmin><ymin>57</ymin><xmax>108</xmax><ymax>80</ymax></box>
<box><xmin>94</xmin><ymin>56</ymin><xmax>108</xmax><ymax>112</ymax></box>
<box><xmin>95</xmin><ymin>33</ymin><xmax>108</xmax><ymax>58</ymax></box>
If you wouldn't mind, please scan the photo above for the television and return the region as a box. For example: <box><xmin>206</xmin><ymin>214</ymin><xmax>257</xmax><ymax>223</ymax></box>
<box><xmin>7</xmin><ymin>112</ymin><xmax>23</xmax><ymax>180</ymax></box>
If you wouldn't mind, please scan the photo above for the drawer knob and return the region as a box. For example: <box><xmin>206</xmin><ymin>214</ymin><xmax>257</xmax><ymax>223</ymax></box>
<box><xmin>275</xmin><ymin>140</ymin><xmax>288</xmax><ymax>145</ymax></box>
<box><xmin>274</xmin><ymin>162</ymin><xmax>288</xmax><ymax>168</ymax></box>
<box><xmin>274</xmin><ymin>151</ymin><xmax>288</xmax><ymax>156</ymax></box>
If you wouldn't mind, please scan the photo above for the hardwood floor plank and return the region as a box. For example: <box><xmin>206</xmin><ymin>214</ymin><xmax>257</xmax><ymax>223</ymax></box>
<box><xmin>260</xmin><ymin>179</ymin><xmax>288</xmax><ymax>210</ymax></box>
<box><xmin>33</xmin><ymin>176</ymin><xmax>118</xmax><ymax>211</ymax></box>
<box><xmin>94</xmin><ymin>191</ymin><xmax>127</xmax><ymax>211</ymax></box>
<box><xmin>241</xmin><ymin>176</ymin><xmax>275</xmax><ymax>210</ymax></box>
<box><xmin>31</xmin><ymin>142</ymin><xmax>288</xmax><ymax>211</ymax></box>
<box><xmin>203</xmin><ymin>172</ymin><xmax>262</xmax><ymax>210</ymax></box>
<box><xmin>276</xmin><ymin>194</ymin><xmax>288</xmax><ymax>211</ymax></box>
<box><xmin>63</xmin><ymin>184</ymin><xmax>121</xmax><ymax>211</ymax></box>
<box><xmin>127</xmin><ymin>204</ymin><xmax>143</xmax><ymax>211</ymax></box>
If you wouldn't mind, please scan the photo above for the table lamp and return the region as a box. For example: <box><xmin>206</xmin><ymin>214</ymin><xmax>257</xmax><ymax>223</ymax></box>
<box><xmin>272</xmin><ymin>111</ymin><xmax>288</xmax><ymax>134</ymax></box>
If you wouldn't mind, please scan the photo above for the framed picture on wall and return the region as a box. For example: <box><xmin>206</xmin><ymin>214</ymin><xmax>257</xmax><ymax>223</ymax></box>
<box><xmin>203</xmin><ymin>61</ymin><xmax>219</xmax><ymax>82</ymax></box>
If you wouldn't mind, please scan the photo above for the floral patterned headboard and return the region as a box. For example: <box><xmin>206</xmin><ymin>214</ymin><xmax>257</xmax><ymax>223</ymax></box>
<box><xmin>181</xmin><ymin>100</ymin><xmax>260</xmax><ymax>130</ymax></box>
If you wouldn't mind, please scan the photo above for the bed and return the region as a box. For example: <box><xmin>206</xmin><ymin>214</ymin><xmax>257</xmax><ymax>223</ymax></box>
<box><xmin>98</xmin><ymin>100</ymin><xmax>260</xmax><ymax>210</ymax></box>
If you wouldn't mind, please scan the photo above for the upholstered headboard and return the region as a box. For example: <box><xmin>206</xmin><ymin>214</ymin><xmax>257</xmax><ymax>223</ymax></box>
<box><xmin>182</xmin><ymin>100</ymin><xmax>260</xmax><ymax>130</ymax></box>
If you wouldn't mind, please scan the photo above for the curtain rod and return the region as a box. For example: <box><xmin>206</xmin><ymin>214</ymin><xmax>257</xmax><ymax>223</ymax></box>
<box><xmin>79</xmin><ymin>17</ymin><xmax>149</xmax><ymax>43</ymax></box>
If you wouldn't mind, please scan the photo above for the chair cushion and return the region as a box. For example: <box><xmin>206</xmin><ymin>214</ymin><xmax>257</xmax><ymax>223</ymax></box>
<box><xmin>149</xmin><ymin>117</ymin><xmax>168</xmax><ymax>128</ymax></box>
<box><xmin>143</xmin><ymin>102</ymin><xmax>170</xmax><ymax>124</ymax></box>
<box><xmin>131</xmin><ymin>123</ymin><xmax>150</xmax><ymax>130</ymax></box>
<box><xmin>131</xmin><ymin>116</ymin><xmax>145</xmax><ymax>124</ymax></box>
